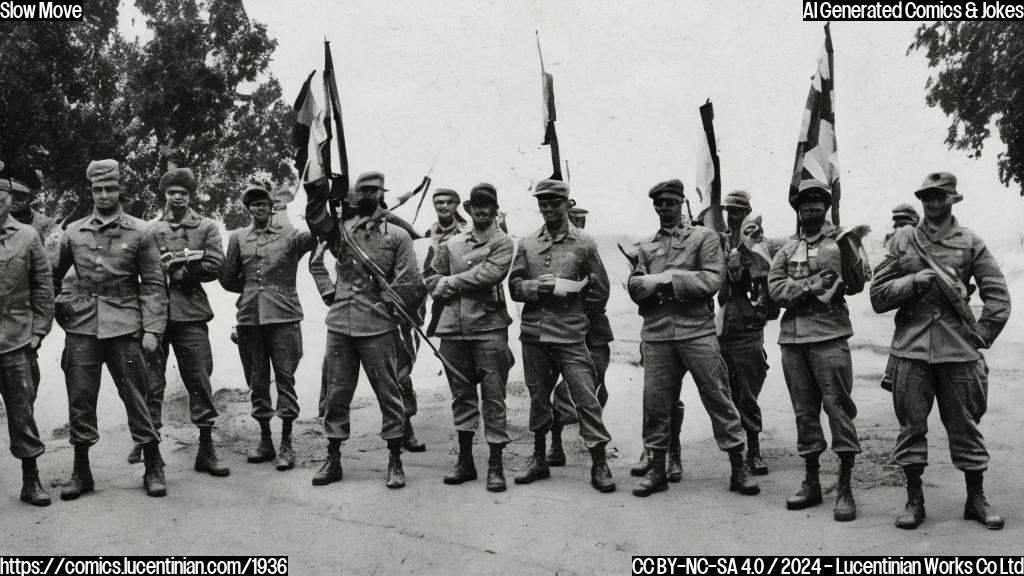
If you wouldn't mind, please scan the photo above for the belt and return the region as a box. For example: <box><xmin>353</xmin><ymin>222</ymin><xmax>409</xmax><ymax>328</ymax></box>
<box><xmin>75</xmin><ymin>278</ymin><xmax>139</xmax><ymax>298</ymax></box>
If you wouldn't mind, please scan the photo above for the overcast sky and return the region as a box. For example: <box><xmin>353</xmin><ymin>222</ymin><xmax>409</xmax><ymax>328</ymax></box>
<box><xmin>123</xmin><ymin>1</ymin><xmax>1024</xmax><ymax>250</ymax></box>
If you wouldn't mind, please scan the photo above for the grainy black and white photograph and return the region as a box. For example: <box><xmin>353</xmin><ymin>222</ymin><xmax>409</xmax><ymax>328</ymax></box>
<box><xmin>1</xmin><ymin>1</ymin><xmax>1023</xmax><ymax>574</ymax></box>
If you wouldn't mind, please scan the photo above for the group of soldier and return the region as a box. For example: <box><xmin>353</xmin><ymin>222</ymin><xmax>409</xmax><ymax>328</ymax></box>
<box><xmin>0</xmin><ymin>158</ymin><xmax>1011</xmax><ymax>532</ymax></box>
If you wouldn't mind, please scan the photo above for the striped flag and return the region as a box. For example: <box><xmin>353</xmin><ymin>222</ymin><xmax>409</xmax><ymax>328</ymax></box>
<box><xmin>790</xmin><ymin>23</ymin><xmax>841</xmax><ymax>224</ymax></box>
<box><xmin>695</xmin><ymin>99</ymin><xmax>723</xmax><ymax>232</ymax></box>
<box><xmin>292</xmin><ymin>71</ymin><xmax>329</xmax><ymax>185</ymax></box>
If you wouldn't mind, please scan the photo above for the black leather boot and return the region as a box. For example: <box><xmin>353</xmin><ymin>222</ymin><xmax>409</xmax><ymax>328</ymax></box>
<box><xmin>667</xmin><ymin>402</ymin><xmax>685</xmax><ymax>483</ymax></box>
<box><xmin>444</xmin><ymin>431</ymin><xmax>477</xmax><ymax>485</ymax></box>
<box><xmin>632</xmin><ymin>449</ymin><xmax>668</xmax><ymax>497</ymax></box>
<box><xmin>786</xmin><ymin>452</ymin><xmax>823</xmax><ymax>510</ymax></box>
<box><xmin>728</xmin><ymin>445</ymin><xmax>760</xmax><ymax>495</ymax></box>
<box><xmin>964</xmin><ymin>470</ymin><xmax>1003</xmax><ymax>530</ymax></box>
<box><xmin>895</xmin><ymin>464</ymin><xmax>926</xmax><ymax>529</ymax></box>
<box><xmin>590</xmin><ymin>444</ymin><xmax>616</xmax><ymax>493</ymax></box>
<box><xmin>401</xmin><ymin>416</ymin><xmax>426</xmax><ymax>453</ymax></box>
<box><xmin>142</xmin><ymin>442</ymin><xmax>167</xmax><ymax>497</ymax></box>
<box><xmin>546</xmin><ymin>423</ymin><xmax>566</xmax><ymax>467</ymax></box>
<box><xmin>834</xmin><ymin>452</ymin><xmax>856</xmax><ymax>522</ymax></box>
<box><xmin>195</xmin><ymin>427</ymin><xmax>230</xmax><ymax>477</ymax></box>
<box><xmin>276</xmin><ymin>420</ymin><xmax>295</xmax><ymax>471</ymax></box>
<box><xmin>20</xmin><ymin>457</ymin><xmax>50</xmax><ymax>507</ymax></box>
<box><xmin>386</xmin><ymin>438</ymin><xmax>405</xmax><ymax>489</ymax></box>
<box><xmin>312</xmin><ymin>438</ymin><xmax>343</xmax><ymax>486</ymax></box>
<box><xmin>127</xmin><ymin>444</ymin><xmax>143</xmax><ymax>465</ymax></box>
<box><xmin>247</xmin><ymin>419</ymin><xmax>276</xmax><ymax>463</ymax></box>
<box><xmin>630</xmin><ymin>449</ymin><xmax>652</xmax><ymax>477</ymax></box>
<box><xmin>61</xmin><ymin>444</ymin><xmax>94</xmax><ymax>501</ymax></box>
<box><xmin>486</xmin><ymin>443</ymin><xmax>507</xmax><ymax>493</ymax></box>
<box><xmin>746</xmin><ymin>433</ymin><xmax>768</xmax><ymax>476</ymax></box>
<box><xmin>514</xmin><ymin>434</ymin><xmax>550</xmax><ymax>485</ymax></box>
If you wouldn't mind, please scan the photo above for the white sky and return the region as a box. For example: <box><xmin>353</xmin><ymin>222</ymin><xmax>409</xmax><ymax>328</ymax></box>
<box><xmin>121</xmin><ymin>1</ymin><xmax>1024</xmax><ymax>249</ymax></box>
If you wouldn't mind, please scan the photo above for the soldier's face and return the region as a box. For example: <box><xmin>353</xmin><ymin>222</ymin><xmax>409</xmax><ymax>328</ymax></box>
<box><xmin>91</xmin><ymin>183</ymin><xmax>121</xmax><ymax>212</ymax></box>
<box><xmin>466</xmin><ymin>202</ymin><xmax>497</xmax><ymax>229</ymax></box>
<box><xmin>351</xmin><ymin>184</ymin><xmax>383</xmax><ymax>215</ymax></box>
<box><xmin>920</xmin><ymin>191</ymin><xmax>953</xmax><ymax>222</ymax></box>
<box><xmin>653</xmin><ymin>195</ymin><xmax>682</xmax><ymax>228</ymax></box>
<box><xmin>725</xmin><ymin>206</ymin><xmax>748</xmax><ymax>228</ymax></box>
<box><xmin>798</xmin><ymin>201</ymin><xmax>827</xmax><ymax>229</ymax></box>
<box><xmin>248</xmin><ymin>199</ymin><xmax>272</xmax><ymax>226</ymax></box>
<box><xmin>10</xmin><ymin>190</ymin><xmax>31</xmax><ymax>214</ymax></box>
<box><xmin>537</xmin><ymin>197</ymin><xmax>568</xmax><ymax>225</ymax></box>
<box><xmin>0</xmin><ymin>190</ymin><xmax>10</xmax><ymax>222</ymax></box>
<box><xmin>433</xmin><ymin>196</ymin><xmax>459</xmax><ymax>221</ymax></box>
<box><xmin>165</xmin><ymin>187</ymin><xmax>190</xmax><ymax>211</ymax></box>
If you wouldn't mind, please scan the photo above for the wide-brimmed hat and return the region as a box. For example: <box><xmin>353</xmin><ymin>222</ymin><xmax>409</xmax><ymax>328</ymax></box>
<box><xmin>914</xmin><ymin>172</ymin><xmax>963</xmax><ymax>203</ymax></box>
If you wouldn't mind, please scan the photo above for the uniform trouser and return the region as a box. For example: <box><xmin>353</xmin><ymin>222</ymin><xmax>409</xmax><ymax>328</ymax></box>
<box><xmin>439</xmin><ymin>336</ymin><xmax>514</xmax><ymax>446</ymax></box>
<box><xmin>236</xmin><ymin>327</ymin><xmax>254</xmax><ymax>388</ymax></box>
<box><xmin>780</xmin><ymin>339</ymin><xmax>861</xmax><ymax>456</ymax></box>
<box><xmin>642</xmin><ymin>335</ymin><xmax>745</xmax><ymax>452</ymax></box>
<box><xmin>144</xmin><ymin>321</ymin><xmax>218</xmax><ymax>430</ymax></box>
<box><xmin>552</xmin><ymin>342</ymin><xmax>611</xmax><ymax>426</ymax></box>
<box><xmin>322</xmin><ymin>330</ymin><xmax>405</xmax><ymax>441</ymax></box>
<box><xmin>395</xmin><ymin>324</ymin><xmax>418</xmax><ymax>417</ymax></box>
<box><xmin>891</xmin><ymin>356</ymin><xmax>989</xmax><ymax>471</ymax></box>
<box><xmin>0</xmin><ymin>347</ymin><xmax>45</xmax><ymax>459</ymax></box>
<box><xmin>719</xmin><ymin>330</ymin><xmax>768</xmax><ymax>436</ymax></box>
<box><xmin>63</xmin><ymin>333</ymin><xmax>160</xmax><ymax>447</ymax></box>
<box><xmin>521</xmin><ymin>339</ymin><xmax>611</xmax><ymax>449</ymax></box>
<box><xmin>236</xmin><ymin>322</ymin><xmax>302</xmax><ymax>422</ymax></box>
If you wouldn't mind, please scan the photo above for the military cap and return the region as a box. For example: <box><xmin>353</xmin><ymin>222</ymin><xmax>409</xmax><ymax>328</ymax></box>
<box><xmin>468</xmin><ymin>183</ymin><xmax>498</xmax><ymax>206</ymax></box>
<box><xmin>891</xmin><ymin>203</ymin><xmax>919</xmax><ymax>223</ymax></box>
<box><xmin>914</xmin><ymin>171</ymin><xmax>963</xmax><ymax>203</ymax></box>
<box><xmin>355</xmin><ymin>171</ymin><xmax>388</xmax><ymax>191</ymax></box>
<box><xmin>432</xmin><ymin>188</ymin><xmax>460</xmax><ymax>202</ymax></box>
<box><xmin>241</xmin><ymin>181</ymin><xmax>272</xmax><ymax>206</ymax></box>
<box><xmin>86</xmin><ymin>159</ymin><xmax>120</xmax><ymax>186</ymax></box>
<box><xmin>723</xmin><ymin>189</ymin><xmax>751</xmax><ymax>210</ymax></box>
<box><xmin>0</xmin><ymin>164</ymin><xmax>40</xmax><ymax>194</ymax></box>
<box><xmin>159</xmin><ymin>168</ymin><xmax>197</xmax><ymax>195</ymax></box>
<box><xmin>789</xmin><ymin>179</ymin><xmax>832</xmax><ymax>209</ymax></box>
<box><xmin>533</xmin><ymin>178</ymin><xmax>570</xmax><ymax>200</ymax></box>
<box><xmin>648</xmin><ymin>179</ymin><xmax>686</xmax><ymax>201</ymax></box>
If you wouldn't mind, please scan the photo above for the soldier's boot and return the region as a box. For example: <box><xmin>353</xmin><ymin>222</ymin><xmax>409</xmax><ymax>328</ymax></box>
<box><xmin>486</xmin><ymin>443</ymin><xmax>507</xmax><ymax>493</ymax></box>
<box><xmin>514</xmin><ymin>434</ymin><xmax>550</xmax><ymax>485</ymax></box>
<box><xmin>20</xmin><ymin>457</ymin><xmax>51</xmax><ymax>507</ymax></box>
<box><xmin>728</xmin><ymin>445</ymin><xmax>760</xmax><ymax>495</ymax></box>
<box><xmin>546</xmin><ymin>424</ymin><xmax>566</xmax><ymax>467</ymax></box>
<box><xmin>142</xmin><ymin>442</ymin><xmax>167</xmax><ymax>498</ymax></box>
<box><xmin>964</xmin><ymin>470</ymin><xmax>1004</xmax><ymax>530</ymax></box>
<box><xmin>834</xmin><ymin>452</ymin><xmax>857</xmax><ymax>522</ymax></box>
<box><xmin>590</xmin><ymin>443</ymin><xmax>616</xmax><ymax>493</ymax></box>
<box><xmin>401</xmin><ymin>416</ymin><xmax>426</xmax><ymax>453</ymax></box>
<box><xmin>275</xmin><ymin>420</ymin><xmax>295</xmax><ymax>471</ymax></box>
<box><xmin>194</xmin><ymin>427</ymin><xmax>230</xmax><ymax>477</ymax></box>
<box><xmin>312</xmin><ymin>438</ymin><xmax>343</xmax><ymax>486</ymax></box>
<box><xmin>632</xmin><ymin>450</ymin><xmax>668</xmax><ymax>497</ymax></box>
<box><xmin>60</xmin><ymin>445</ymin><xmax>94</xmax><ymax>501</ymax></box>
<box><xmin>386</xmin><ymin>438</ymin><xmax>406</xmax><ymax>489</ymax></box>
<box><xmin>746</xmin><ymin>433</ymin><xmax>768</xmax><ymax>476</ymax></box>
<box><xmin>247</xmin><ymin>419</ymin><xmax>276</xmax><ymax>463</ymax></box>
<box><xmin>630</xmin><ymin>449</ymin><xmax>652</xmax><ymax>477</ymax></box>
<box><xmin>786</xmin><ymin>452</ymin><xmax>823</xmax><ymax>510</ymax></box>
<box><xmin>443</xmin><ymin>431</ymin><xmax>478</xmax><ymax>485</ymax></box>
<box><xmin>127</xmin><ymin>444</ymin><xmax>143</xmax><ymax>465</ymax></box>
<box><xmin>667</xmin><ymin>401</ymin><xmax>685</xmax><ymax>483</ymax></box>
<box><xmin>895</xmin><ymin>464</ymin><xmax>926</xmax><ymax>529</ymax></box>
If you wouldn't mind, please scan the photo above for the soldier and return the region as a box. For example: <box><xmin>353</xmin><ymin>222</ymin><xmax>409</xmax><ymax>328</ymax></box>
<box><xmin>134</xmin><ymin>168</ymin><xmax>228</xmax><ymax>476</ymax></box>
<box><xmin>6</xmin><ymin>168</ymin><xmax>56</xmax><ymax>244</ymax></box>
<box><xmin>53</xmin><ymin>159</ymin><xmax>168</xmax><ymax>499</ymax></box>
<box><xmin>425</xmin><ymin>183</ymin><xmax>514</xmax><ymax>491</ymax></box>
<box><xmin>546</xmin><ymin>203</ymin><xmax>614</xmax><ymax>468</ymax></box>
<box><xmin>627</xmin><ymin>179</ymin><xmax>758</xmax><ymax>498</ymax></box>
<box><xmin>305</xmin><ymin>171</ymin><xmax>426</xmax><ymax>489</ymax></box>
<box><xmin>718</xmin><ymin>190</ymin><xmax>775</xmax><ymax>475</ymax></box>
<box><xmin>509</xmin><ymin>178</ymin><xmax>615</xmax><ymax>493</ymax></box>
<box><xmin>884</xmin><ymin>203</ymin><xmax>920</xmax><ymax>247</ymax></box>
<box><xmin>767</xmin><ymin>179</ymin><xmax>863</xmax><ymax>521</ymax></box>
<box><xmin>871</xmin><ymin>172</ymin><xmax>1010</xmax><ymax>530</ymax></box>
<box><xmin>0</xmin><ymin>175</ymin><xmax>54</xmax><ymax>506</ymax></box>
<box><xmin>220</xmin><ymin>182</ymin><xmax>315</xmax><ymax>471</ymax></box>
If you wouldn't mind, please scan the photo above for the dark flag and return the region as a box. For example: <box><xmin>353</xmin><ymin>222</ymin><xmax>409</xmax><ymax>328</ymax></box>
<box><xmin>292</xmin><ymin>70</ymin><xmax>328</xmax><ymax>185</ymax></box>
<box><xmin>536</xmin><ymin>32</ymin><xmax>562</xmax><ymax>181</ymax></box>
<box><xmin>695</xmin><ymin>99</ymin><xmax>723</xmax><ymax>232</ymax></box>
<box><xmin>790</xmin><ymin>23</ymin><xmax>841</xmax><ymax>224</ymax></box>
<box><xmin>323</xmin><ymin>41</ymin><xmax>350</xmax><ymax>202</ymax></box>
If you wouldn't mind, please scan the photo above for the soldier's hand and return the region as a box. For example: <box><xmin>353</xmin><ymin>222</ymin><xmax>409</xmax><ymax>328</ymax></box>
<box><xmin>230</xmin><ymin>326</ymin><xmax>239</xmax><ymax>345</ymax></box>
<box><xmin>804</xmin><ymin>274</ymin><xmax>827</xmax><ymax>296</ymax></box>
<box><xmin>142</xmin><ymin>333</ymin><xmax>160</xmax><ymax>353</ymax></box>
<box><xmin>819</xmin><ymin>268</ymin><xmax>839</xmax><ymax>289</ymax></box>
<box><xmin>431</xmin><ymin>277</ymin><xmax>457</xmax><ymax>301</ymax></box>
<box><xmin>170</xmin><ymin>267</ymin><xmax>188</xmax><ymax>284</ymax></box>
<box><xmin>629</xmin><ymin>274</ymin><xmax>662</xmax><ymax>300</ymax></box>
<box><xmin>913</xmin><ymin>269</ymin><xmax>937</xmax><ymax>291</ymax></box>
<box><xmin>30</xmin><ymin>335</ymin><xmax>41</xmax><ymax>350</ymax></box>
<box><xmin>536</xmin><ymin>274</ymin><xmax>556</xmax><ymax>296</ymax></box>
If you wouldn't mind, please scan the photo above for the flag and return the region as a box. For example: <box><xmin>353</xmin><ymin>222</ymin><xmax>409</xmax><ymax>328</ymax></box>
<box><xmin>292</xmin><ymin>71</ymin><xmax>329</xmax><ymax>185</ymax></box>
<box><xmin>695</xmin><ymin>99</ymin><xmax>723</xmax><ymax>232</ymax></box>
<box><xmin>790</xmin><ymin>23</ymin><xmax>841</xmax><ymax>224</ymax></box>
<box><xmin>537</xmin><ymin>32</ymin><xmax>562</xmax><ymax>181</ymax></box>
<box><xmin>322</xmin><ymin>41</ymin><xmax>350</xmax><ymax>200</ymax></box>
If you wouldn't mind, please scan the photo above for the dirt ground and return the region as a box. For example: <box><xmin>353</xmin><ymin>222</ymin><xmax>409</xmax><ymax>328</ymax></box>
<box><xmin>2</xmin><ymin>238</ymin><xmax>1023</xmax><ymax>574</ymax></box>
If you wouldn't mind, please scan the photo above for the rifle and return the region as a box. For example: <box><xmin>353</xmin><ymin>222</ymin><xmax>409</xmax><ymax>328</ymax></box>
<box><xmin>909</xmin><ymin>231</ymin><xmax>986</xmax><ymax>347</ymax></box>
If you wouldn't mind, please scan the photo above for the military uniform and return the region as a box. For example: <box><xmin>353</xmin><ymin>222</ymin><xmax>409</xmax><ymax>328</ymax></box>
<box><xmin>870</xmin><ymin>172</ymin><xmax>1010</xmax><ymax>530</ymax></box>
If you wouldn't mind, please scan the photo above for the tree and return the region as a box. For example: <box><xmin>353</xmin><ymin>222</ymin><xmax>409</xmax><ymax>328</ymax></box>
<box><xmin>911</xmin><ymin>22</ymin><xmax>1024</xmax><ymax>196</ymax></box>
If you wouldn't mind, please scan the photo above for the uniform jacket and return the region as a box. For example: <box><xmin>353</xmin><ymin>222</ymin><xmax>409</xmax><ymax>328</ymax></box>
<box><xmin>54</xmin><ymin>208</ymin><xmax>167</xmax><ymax>338</ymax></box>
<box><xmin>150</xmin><ymin>208</ymin><xmax>224</xmax><ymax>323</ymax></box>
<box><xmin>870</xmin><ymin>218</ymin><xmax>1010</xmax><ymax>363</ymax></box>
<box><xmin>425</xmin><ymin>223</ymin><xmax>513</xmax><ymax>338</ymax></box>
<box><xmin>627</xmin><ymin>222</ymin><xmax>723</xmax><ymax>342</ymax></box>
<box><xmin>0</xmin><ymin>217</ymin><xmax>54</xmax><ymax>353</ymax></box>
<box><xmin>767</xmin><ymin>223</ymin><xmax>853</xmax><ymax>345</ymax></box>
<box><xmin>509</xmin><ymin>222</ymin><xmax>609</xmax><ymax>344</ymax></box>
<box><xmin>220</xmin><ymin>221</ymin><xmax>315</xmax><ymax>326</ymax></box>
<box><xmin>13</xmin><ymin>209</ymin><xmax>58</xmax><ymax>267</ymax></box>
